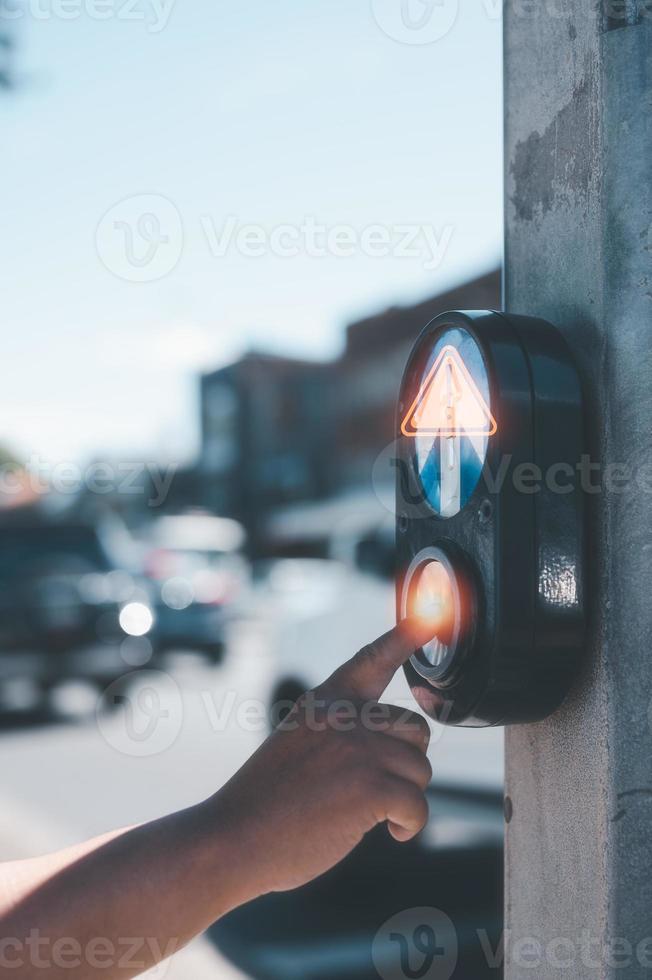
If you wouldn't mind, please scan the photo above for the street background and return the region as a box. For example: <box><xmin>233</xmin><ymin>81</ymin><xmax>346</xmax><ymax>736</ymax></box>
<box><xmin>0</xmin><ymin>3</ymin><xmax>504</xmax><ymax>977</ymax></box>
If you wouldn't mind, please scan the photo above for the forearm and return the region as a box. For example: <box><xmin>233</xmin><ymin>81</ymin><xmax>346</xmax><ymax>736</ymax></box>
<box><xmin>1</xmin><ymin>826</ymin><xmax>136</xmax><ymax>911</ymax></box>
<box><xmin>0</xmin><ymin>799</ymin><xmax>251</xmax><ymax>979</ymax></box>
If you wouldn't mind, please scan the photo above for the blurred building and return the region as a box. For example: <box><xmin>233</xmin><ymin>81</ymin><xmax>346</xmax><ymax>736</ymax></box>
<box><xmin>200</xmin><ymin>352</ymin><xmax>334</xmax><ymax>544</ymax></box>
<box><xmin>200</xmin><ymin>269</ymin><xmax>500</xmax><ymax>548</ymax></box>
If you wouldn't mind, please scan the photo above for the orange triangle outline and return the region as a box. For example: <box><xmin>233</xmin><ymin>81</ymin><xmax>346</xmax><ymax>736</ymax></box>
<box><xmin>401</xmin><ymin>345</ymin><xmax>497</xmax><ymax>437</ymax></box>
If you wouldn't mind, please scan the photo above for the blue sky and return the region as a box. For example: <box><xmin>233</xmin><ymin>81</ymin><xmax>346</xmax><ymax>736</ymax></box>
<box><xmin>0</xmin><ymin>0</ymin><xmax>502</xmax><ymax>465</ymax></box>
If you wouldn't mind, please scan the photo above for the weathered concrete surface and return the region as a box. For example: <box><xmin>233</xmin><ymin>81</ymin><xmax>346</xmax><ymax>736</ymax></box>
<box><xmin>505</xmin><ymin>2</ymin><xmax>652</xmax><ymax>976</ymax></box>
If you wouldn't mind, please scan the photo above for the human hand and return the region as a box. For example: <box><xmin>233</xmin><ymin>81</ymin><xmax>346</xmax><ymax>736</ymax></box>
<box><xmin>209</xmin><ymin>618</ymin><xmax>435</xmax><ymax>899</ymax></box>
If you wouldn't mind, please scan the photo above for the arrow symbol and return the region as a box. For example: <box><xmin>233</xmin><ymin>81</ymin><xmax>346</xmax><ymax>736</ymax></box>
<box><xmin>401</xmin><ymin>345</ymin><xmax>496</xmax><ymax>438</ymax></box>
<box><xmin>441</xmin><ymin>360</ymin><xmax>462</xmax><ymax>516</ymax></box>
<box><xmin>401</xmin><ymin>345</ymin><xmax>496</xmax><ymax>517</ymax></box>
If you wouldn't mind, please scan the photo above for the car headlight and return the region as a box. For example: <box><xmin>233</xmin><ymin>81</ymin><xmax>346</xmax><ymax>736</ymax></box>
<box><xmin>119</xmin><ymin>601</ymin><xmax>154</xmax><ymax>637</ymax></box>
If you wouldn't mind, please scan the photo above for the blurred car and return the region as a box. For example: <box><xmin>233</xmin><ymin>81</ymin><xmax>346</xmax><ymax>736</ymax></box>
<box><xmin>141</xmin><ymin>513</ymin><xmax>249</xmax><ymax>661</ymax></box>
<box><xmin>213</xmin><ymin>497</ymin><xmax>503</xmax><ymax>978</ymax></box>
<box><xmin>0</xmin><ymin>518</ymin><xmax>156</xmax><ymax>716</ymax></box>
<box><xmin>243</xmin><ymin>552</ymin><xmax>395</xmax><ymax>721</ymax></box>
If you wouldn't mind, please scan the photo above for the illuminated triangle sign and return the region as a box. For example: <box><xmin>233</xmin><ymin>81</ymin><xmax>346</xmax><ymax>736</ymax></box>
<box><xmin>401</xmin><ymin>345</ymin><xmax>497</xmax><ymax>438</ymax></box>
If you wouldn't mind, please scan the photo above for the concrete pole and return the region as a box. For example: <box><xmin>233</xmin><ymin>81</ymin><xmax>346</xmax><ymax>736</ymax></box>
<box><xmin>504</xmin><ymin>4</ymin><xmax>652</xmax><ymax>977</ymax></box>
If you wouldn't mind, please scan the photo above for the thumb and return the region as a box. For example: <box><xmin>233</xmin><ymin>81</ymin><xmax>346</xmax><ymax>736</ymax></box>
<box><xmin>325</xmin><ymin>617</ymin><xmax>437</xmax><ymax>702</ymax></box>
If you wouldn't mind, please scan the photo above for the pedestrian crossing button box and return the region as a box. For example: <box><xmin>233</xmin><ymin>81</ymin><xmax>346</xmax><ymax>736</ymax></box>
<box><xmin>396</xmin><ymin>310</ymin><xmax>586</xmax><ymax>727</ymax></box>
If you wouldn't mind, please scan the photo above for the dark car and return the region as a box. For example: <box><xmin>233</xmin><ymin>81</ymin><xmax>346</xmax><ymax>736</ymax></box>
<box><xmin>0</xmin><ymin>519</ymin><xmax>155</xmax><ymax>715</ymax></box>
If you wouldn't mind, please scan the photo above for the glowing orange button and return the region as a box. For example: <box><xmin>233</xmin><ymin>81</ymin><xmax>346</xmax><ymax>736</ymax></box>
<box><xmin>410</xmin><ymin>559</ymin><xmax>456</xmax><ymax>647</ymax></box>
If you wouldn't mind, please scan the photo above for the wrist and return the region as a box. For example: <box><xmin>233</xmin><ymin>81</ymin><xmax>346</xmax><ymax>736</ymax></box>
<box><xmin>194</xmin><ymin>793</ymin><xmax>269</xmax><ymax>915</ymax></box>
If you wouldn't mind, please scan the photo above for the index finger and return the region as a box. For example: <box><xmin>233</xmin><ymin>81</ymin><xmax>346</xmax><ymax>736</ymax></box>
<box><xmin>325</xmin><ymin>617</ymin><xmax>437</xmax><ymax>702</ymax></box>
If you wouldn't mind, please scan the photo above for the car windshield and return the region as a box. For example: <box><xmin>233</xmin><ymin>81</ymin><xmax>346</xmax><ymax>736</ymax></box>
<box><xmin>0</xmin><ymin>526</ymin><xmax>111</xmax><ymax>578</ymax></box>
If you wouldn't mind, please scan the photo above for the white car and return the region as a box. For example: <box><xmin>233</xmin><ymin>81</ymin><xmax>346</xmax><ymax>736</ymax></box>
<box><xmin>139</xmin><ymin>513</ymin><xmax>250</xmax><ymax>660</ymax></box>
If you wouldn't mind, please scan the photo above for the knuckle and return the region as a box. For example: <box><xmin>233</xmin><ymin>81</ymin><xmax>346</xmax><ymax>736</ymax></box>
<box><xmin>414</xmin><ymin>714</ymin><xmax>431</xmax><ymax>742</ymax></box>
<box><xmin>370</xmin><ymin>732</ymin><xmax>402</xmax><ymax>772</ymax></box>
<box><xmin>383</xmin><ymin>705</ymin><xmax>430</xmax><ymax>744</ymax></box>
<box><xmin>405</xmin><ymin>753</ymin><xmax>431</xmax><ymax>790</ymax></box>
<box><xmin>356</xmin><ymin>761</ymin><xmax>381</xmax><ymax>794</ymax></box>
<box><xmin>380</xmin><ymin>772</ymin><xmax>404</xmax><ymax>805</ymax></box>
<box><xmin>366</xmin><ymin>769</ymin><xmax>390</xmax><ymax>804</ymax></box>
<box><xmin>315</xmin><ymin>672</ymin><xmax>340</xmax><ymax>699</ymax></box>
<box><xmin>415</xmin><ymin>793</ymin><xmax>429</xmax><ymax>829</ymax></box>
<box><xmin>363</xmin><ymin>737</ymin><xmax>388</xmax><ymax>777</ymax></box>
<box><xmin>419</xmin><ymin>756</ymin><xmax>433</xmax><ymax>789</ymax></box>
<box><xmin>400</xmin><ymin>710</ymin><xmax>430</xmax><ymax>742</ymax></box>
<box><xmin>335</xmin><ymin>728</ymin><xmax>367</xmax><ymax>768</ymax></box>
<box><xmin>355</xmin><ymin>640</ymin><xmax>381</xmax><ymax>665</ymax></box>
<box><xmin>413</xmin><ymin>780</ymin><xmax>428</xmax><ymax>807</ymax></box>
<box><xmin>363</xmin><ymin>700</ymin><xmax>392</xmax><ymax>731</ymax></box>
